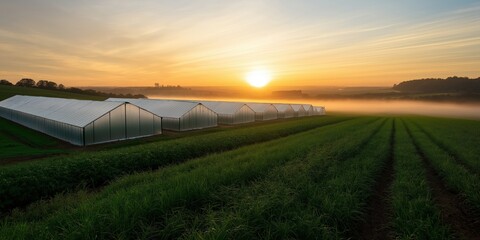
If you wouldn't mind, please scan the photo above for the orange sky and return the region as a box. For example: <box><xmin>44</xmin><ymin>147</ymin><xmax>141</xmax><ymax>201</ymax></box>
<box><xmin>1</xmin><ymin>1</ymin><xmax>479</xmax><ymax>87</ymax></box>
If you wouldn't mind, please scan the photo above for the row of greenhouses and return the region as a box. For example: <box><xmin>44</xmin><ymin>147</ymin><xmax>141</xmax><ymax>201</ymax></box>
<box><xmin>0</xmin><ymin>95</ymin><xmax>325</xmax><ymax>146</ymax></box>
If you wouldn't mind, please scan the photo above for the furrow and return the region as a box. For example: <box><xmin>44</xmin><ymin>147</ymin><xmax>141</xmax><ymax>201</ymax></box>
<box><xmin>412</xmin><ymin>121</ymin><xmax>479</xmax><ymax>176</ymax></box>
<box><xmin>404</xmin><ymin>122</ymin><xmax>480</xmax><ymax>240</ymax></box>
<box><xmin>355</xmin><ymin>119</ymin><xmax>395</xmax><ymax>240</ymax></box>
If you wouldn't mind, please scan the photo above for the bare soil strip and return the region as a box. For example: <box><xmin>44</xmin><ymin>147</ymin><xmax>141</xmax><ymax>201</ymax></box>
<box><xmin>354</xmin><ymin>119</ymin><xmax>395</xmax><ymax>240</ymax></box>
<box><xmin>405</xmin><ymin>124</ymin><xmax>480</xmax><ymax>240</ymax></box>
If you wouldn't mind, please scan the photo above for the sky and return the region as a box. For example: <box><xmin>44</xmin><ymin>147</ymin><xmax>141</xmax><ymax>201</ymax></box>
<box><xmin>1</xmin><ymin>0</ymin><xmax>479</xmax><ymax>87</ymax></box>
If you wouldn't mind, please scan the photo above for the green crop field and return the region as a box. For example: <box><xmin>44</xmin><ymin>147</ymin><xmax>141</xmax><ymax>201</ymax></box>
<box><xmin>0</xmin><ymin>118</ymin><xmax>67</xmax><ymax>159</ymax></box>
<box><xmin>0</xmin><ymin>115</ymin><xmax>479</xmax><ymax>239</ymax></box>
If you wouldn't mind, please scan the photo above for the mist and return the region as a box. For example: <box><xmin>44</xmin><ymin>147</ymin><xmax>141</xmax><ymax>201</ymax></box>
<box><xmin>148</xmin><ymin>95</ymin><xmax>480</xmax><ymax>120</ymax></box>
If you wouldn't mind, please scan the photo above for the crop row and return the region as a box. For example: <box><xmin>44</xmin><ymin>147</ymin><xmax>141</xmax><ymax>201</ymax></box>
<box><xmin>0</xmin><ymin>117</ymin><xmax>381</xmax><ymax>239</ymax></box>
<box><xmin>167</xmin><ymin>118</ymin><xmax>391</xmax><ymax>239</ymax></box>
<box><xmin>390</xmin><ymin>120</ymin><xmax>452</xmax><ymax>239</ymax></box>
<box><xmin>404</xmin><ymin>120</ymin><xmax>480</xmax><ymax>213</ymax></box>
<box><xmin>409</xmin><ymin>116</ymin><xmax>480</xmax><ymax>173</ymax></box>
<box><xmin>174</xmin><ymin>118</ymin><xmax>391</xmax><ymax>239</ymax></box>
<box><xmin>0</xmin><ymin>115</ymin><xmax>351</xmax><ymax>213</ymax></box>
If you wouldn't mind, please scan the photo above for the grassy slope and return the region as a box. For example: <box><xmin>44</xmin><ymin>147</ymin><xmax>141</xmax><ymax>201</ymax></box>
<box><xmin>0</xmin><ymin>85</ymin><xmax>105</xmax><ymax>101</ymax></box>
<box><xmin>0</xmin><ymin>118</ymin><xmax>65</xmax><ymax>159</ymax></box>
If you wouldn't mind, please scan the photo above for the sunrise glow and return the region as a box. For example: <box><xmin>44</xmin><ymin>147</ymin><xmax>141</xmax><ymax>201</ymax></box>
<box><xmin>245</xmin><ymin>69</ymin><xmax>272</xmax><ymax>88</ymax></box>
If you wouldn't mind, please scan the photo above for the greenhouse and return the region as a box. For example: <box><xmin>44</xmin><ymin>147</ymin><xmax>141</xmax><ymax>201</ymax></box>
<box><xmin>303</xmin><ymin>104</ymin><xmax>315</xmax><ymax>116</ymax></box>
<box><xmin>107</xmin><ymin>98</ymin><xmax>218</xmax><ymax>131</ymax></box>
<box><xmin>200</xmin><ymin>101</ymin><xmax>255</xmax><ymax>124</ymax></box>
<box><xmin>273</xmin><ymin>104</ymin><xmax>295</xmax><ymax>118</ymax></box>
<box><xmin>0</xmin><ymin>95</ymin><xmax>162</xmax><ymax>146</ymax></box>
<box><xmin>291</xmin><ymin>104</ymin><xmax>307</xmax><ymax>117</ymax></box>
<box><xmin>246</xmin><ymin>103</ymin><xmax>278</xmax><ymax>121</ymax></box>
<box><xmin>315</xmin><ymin>106</ymin><xmax>326</xmax><ymax>115</ymax></box>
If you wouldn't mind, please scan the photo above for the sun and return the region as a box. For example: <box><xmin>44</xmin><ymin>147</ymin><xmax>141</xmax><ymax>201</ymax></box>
<box><xmin>245</xmin><ymin>69</ymin><xmax>272</xmax><ymax>88</ymax></box>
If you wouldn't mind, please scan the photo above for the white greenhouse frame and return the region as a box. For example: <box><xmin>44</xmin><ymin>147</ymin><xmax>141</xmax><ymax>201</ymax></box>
<box><xmin>273</xmin><ymin>104</ymin><xmax>295</xmax><ymax>118</ymax></box>
<box><xmin>200</xmin><ymin>101</ymin><xmax>255</xmax><ymax>125</ymax></box>
<box><xmin>247</xmin><ymin>103</ymin><xmax>278</xmax><ymax>121</ymax></box>
<box><xmin>291</xmin><ymin>104</ymin><xmax>307</xmax><ymax>117</ymax></box>
<box><xmin>107</xmin><ymin>98</ymin><xmax>218</xmax><ymax>131</ymax></box>
<box><xmin>0</xmin><ymin>95</ymin><xmax>162</xmax><ymax>146</ymax></box>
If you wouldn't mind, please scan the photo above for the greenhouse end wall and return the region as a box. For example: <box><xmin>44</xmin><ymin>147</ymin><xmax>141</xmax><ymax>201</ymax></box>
<box><xmin>295</xmin><ymin>109</ymin><xmax>306</xmax><ymax>117</ymax></box>
<box><xmin>0</xmin><ymin>103</ymin><xmax>162</xmax><ymax>146</ymax></box>
<box><xmin>233</xmin><ymin>105</ymin><xmax>256</xmax><ymax>124</ymax></box>
<box><xmin>180</xmin><ymin>104</ymin><xmax>217</xmax><ymax>130</ymax></box>
<box><xmin>217</xmin><ymin>105</ymin><xmax>255</xmax><ymax>125</ymax></box>
<box><xmin>255</xmin><ymin>105</ymin><xmax>278</xmax><ymax>121</ymax></box>
<box><xmin>84</xmin><ymin>104</ymin><xmax>162</xmax><ymax>145</ymax></box>
<box><xmin>278</xmin><ymin>109</ymin><xmax>295</xmax><ymax>119</ymax></box>
<box><xmin>161</xmin><ymin>105</ymin><xmax>217</xmax><ymax>131</ymax></box>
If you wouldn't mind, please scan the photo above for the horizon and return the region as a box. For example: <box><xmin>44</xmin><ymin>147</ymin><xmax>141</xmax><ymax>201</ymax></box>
<box><xmin>1</xmin><ymin>1</ymin><xmax>480</xmax><ymax>88</ymax></box>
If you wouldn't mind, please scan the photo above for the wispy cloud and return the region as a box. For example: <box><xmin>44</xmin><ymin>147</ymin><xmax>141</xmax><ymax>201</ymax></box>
<box><xmin>0</xmin><ymin>0</ymin><xmax>479</xmax><ymax>86</ymax></box>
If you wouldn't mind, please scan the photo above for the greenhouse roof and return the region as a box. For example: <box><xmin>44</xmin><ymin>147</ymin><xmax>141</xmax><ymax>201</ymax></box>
<box><xmin>0</xmin><ymin>95</ymin><xmax>124</xmax><ymax>127</ymax></box>
<box><xmin>273</xmin><ymin>104</ymin><xmax>293</xmax><ymax>112</ymax></box>
<box><xmin>199</xmin><ymin>101</ymin><xmax>250</xmax><ymax>115</ymax></box>
<box><xmin>291</xmin><ymin>104</ymin><xmax>306</xmax><ymax>112</ymax></box>
<box><xmin>246</xmin><ymin>103</ymin><xmax>276</xmax><ymax>113</ymax></box>
<box><xmin>106</xmin><ymin>98</ymin><xmax>201</xmax><ymax>118</ymax></box>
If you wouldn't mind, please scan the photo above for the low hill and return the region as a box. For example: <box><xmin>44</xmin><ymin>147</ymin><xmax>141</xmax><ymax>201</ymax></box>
<box><xmin>393</xmin><ymin>76</ymin><xmax>480</xmax><ymax>93</ymax></box>
<box><xmin>0</xmin><ymin>85</ymin><xmax>106</xmax><ymax>101</ymax></box>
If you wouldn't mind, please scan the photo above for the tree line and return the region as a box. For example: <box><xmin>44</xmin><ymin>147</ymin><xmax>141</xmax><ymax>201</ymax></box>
<box><xmin>393</xmin><ymin>76</ymin><xmax>480</xmax><ymax>93</ymax></box>
<box><xmin>0</xmin><ymin>78</ymin><xmax>146</xmax><ymax>98</ymax></box>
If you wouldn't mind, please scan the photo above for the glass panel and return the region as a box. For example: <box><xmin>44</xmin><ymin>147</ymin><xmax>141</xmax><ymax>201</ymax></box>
<box><xmin>139</xmin><ymin>108</ymin><xmax>154</xmax><ymax>135</ymax></box>
<box><xmin>126</xmin><ymin>104</ymin><xmax>140</xmax><ymax>138</ymax></box>
<box><xmin>110</xmin><ymin>105</ymin><xmax>126</xmax><ymax>140</ymax></box>
<box><xmin>154</xmin><ymin>115</ymin><xmax>162</xmax><ymax>134</ymax></box>
<box><xmin>93</xmin><ymin>113</ymin><xmax>110</xmax><ymax>143</ymax></box>
<box><xmin>162</xmin><ymin>117</ymin><xmax>180</xmax><ymax>131</ymax></box>
<box><xmin>84</xmin><ymin>123</ymin><xmax>94</xmax><ymax>145</ymax></box>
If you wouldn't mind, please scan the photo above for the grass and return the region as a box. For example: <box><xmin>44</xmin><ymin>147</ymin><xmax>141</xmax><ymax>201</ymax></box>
<box><xmin>0</xmin><ymin>115</ymin><xmax>350</xmax><ymax>213</ymax></box>
<box><xmin>0</xmin><ymin>118</ymin><xmax>66</xmax><ymax>159</ymax></box>
<box><xmin>0</xmin><ymin>114</ymin><xmax>479</xmax><ymax>239</ymax></box>
<box><xmin>390</xmin><ymin>119</ymin><xmax>452</xmax><ymax>239</ymax></box>
<box><xmin>0</xmin><ymin>85</ymin><xmax>105</xmax><ymax>101</ymax></box>
<box><xmin>165</xmin><ymin>118</ymin><xmax>391</xmax><ymax>239</ymax></box>
<box><xmin>404</xmin><ymin>119</ymin><xmax>480</xmax><ymax>214</ymax></box>
<box><xmin>409</xmin><ymin>116</ymin><xmax>480</xmax><ymax>173</ymax></box>
<box><xmin>0</xmin><ymin>117</ymin><xmax>378</xmax><ymax>239</ymax></box>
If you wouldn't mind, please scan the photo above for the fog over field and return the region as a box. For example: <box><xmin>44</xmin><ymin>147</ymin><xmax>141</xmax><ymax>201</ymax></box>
<box><xmin>312</xmin><ymin>100</ymin><xmax>480</xmax><ymax>119</ymax></box>
<box><xmin>149</xmin><ymin>95</ymin><xmax>480</xmax><ymax>119</ymax></box>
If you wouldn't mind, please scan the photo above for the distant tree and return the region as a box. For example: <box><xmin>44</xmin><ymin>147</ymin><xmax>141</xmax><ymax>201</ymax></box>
<box><xmin>68</xmin><ymin>87</ymin><xmax>84</xmax><ymax>93</ymax></box>
<box><xmin>0</xmin><ymin>79</ymin><xmax>13</xmax><ymax>86</ymax></box>
<box><xmin>58</xmin><ymin>84</ymin><xmax>65</xmax><ymax>90</ymax></box>
<box><xmin>15</xmin><ymin>78</ymin><xmax>36</xmax><ymax>87</ymax></box>
<box><xmin>393</xmin><ymin>76</ymin><xmax>480</xmax><ymax>93</ymax></box>
<box><xmin>46</xmin><ymin>81</ymin><xmax>57</xmax><ymax>89</ymax></box>
<box><xmin>36</xmin><ymin>80</ymin><xmax>58</xmax><ymax>89</ymax></box>
<box><xmin>36</xmin><ymin>80</ymin><xmax>48</xmax><ymax>88</ymax></box>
